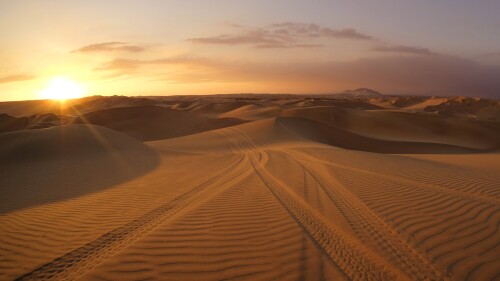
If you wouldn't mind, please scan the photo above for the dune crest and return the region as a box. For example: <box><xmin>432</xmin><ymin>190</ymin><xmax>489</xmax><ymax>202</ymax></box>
<box><xmin>0</xmin><ymin>124</ymin><xmax>159</xmax><ymax>214</ymax></box>
<box><xmin>0</xmin><ymin>95</ymin><xmax>498</xmax><ymax>280</ymax></box>
<box><xmin>73</xmin><ymin>105</ymin><xmax>244</xmax><ymax>141</ymax></box>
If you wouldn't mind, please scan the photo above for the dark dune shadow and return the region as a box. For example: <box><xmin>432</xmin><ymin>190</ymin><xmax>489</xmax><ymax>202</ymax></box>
<box><xmin>280</xmin><ymin>106</ymin><xmax>500</xmax><ymax>150</ymax></box>
<box><xmin>0</xmin><ymin>124</ymin><xmax>160</xmax><ymax>215</ymax></box>
<box><xmin>73</xmin><ymin>105</ymin><xmax>245</xmax><ymax>141</ymax></box>
<box><xmin>277</xmin><ymin>117</ymin><xmax>487</xmax><ymax>154</ymax></box>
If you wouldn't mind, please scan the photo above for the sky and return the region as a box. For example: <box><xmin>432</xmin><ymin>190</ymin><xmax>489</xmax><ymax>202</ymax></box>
<box><xmin>1</xmin><ymin>0</ymin><xmax>500</xmax><ymax>101</ymax></box>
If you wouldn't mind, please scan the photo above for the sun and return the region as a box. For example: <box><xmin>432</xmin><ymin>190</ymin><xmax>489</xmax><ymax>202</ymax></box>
<box><xmin>39</xmin><ymin>77</ymin><xmax>85</xmax><ymax>101</ymax></box>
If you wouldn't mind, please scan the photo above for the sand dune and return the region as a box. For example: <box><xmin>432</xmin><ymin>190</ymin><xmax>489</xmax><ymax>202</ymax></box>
<box><xmin>169</xmin><ymin>100</ymin><xmax>202</xmax><ymax>111</ymax></box>
<box><xmin>0</xmin><ymin>96</ymin><xmax>159</xmax><ymax>117</ymax></box>
<box><xmin>277</xmin><ymin>117</ymin><xmax>479</xmax><ymax>153</ymax></box>
<box><xmin>0</xmin><ymin>124</ymin><xmax>159</xmax><ymax>214</ymax></box>
<box><xmin>0</xmin><ymin>113</ymin><xmax>28</xmax><ymax>133</ymax></box>
<box><xmin>73</xmin><ymin>105</ymin><xmax>244</xmax><ymax>141</ymax></box>
<box><xmin>0</xmin><ymin>113</ymin><xmax>69</xmax><ymax>133</ymax></box>
<box><xmin>1</xmin><ymin>95</ymin><xmax>499</xmax><ymax>281</ymax></box>
<box><xmin>424</xmin><ymin>97</ymin><xmax>500</xmax><ymax>121</ymax></box>
<box><xmin>189</xmin><ymin>101</ymin><xmax>259</xmax><ymax>116</ymax></box>
<box><xmin>391</xmin><ymin>96</ymin><xmax>429</xmax><ymax>108</ymax></box>
<box><xmin>404</xmin><ymin>152</ymin><xmax>500</xmax><ymax>174</ymax></box>
<box><xmin>278</xmin><ymin>99</ymin><xmax>382</xmax><ymax>110</ymax></box>
<box><xmin>219</xmin><ymin>105</ymin><xmax>282</xmax><ymax>120</ymax></box>
<box><xmin>281</xmin><ymin>107</ymin><xmax>500</xmax><ymax>150</ymax></box>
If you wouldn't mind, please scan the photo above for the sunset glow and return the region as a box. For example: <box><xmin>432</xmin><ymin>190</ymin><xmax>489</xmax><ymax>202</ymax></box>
<box><xmin>0</xmin><ymin>1</ymin><xmax>499</xmax><ymax>101</ymax></box>
<box><xmin>39</xmin><ymin>77</ymin><xmax>85</xmax><ymax>101</ymax></box>
<box><xmin>0</xmin><ymin>2</ymin><xmax>499</xmax><ymax>280</ymax></box>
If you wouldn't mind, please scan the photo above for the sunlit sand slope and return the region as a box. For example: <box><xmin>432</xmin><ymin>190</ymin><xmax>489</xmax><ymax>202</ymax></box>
<box><xmin>0</xmin><ymin>118</ymin><xmax>498</xmax><ymax>280</ymax></box>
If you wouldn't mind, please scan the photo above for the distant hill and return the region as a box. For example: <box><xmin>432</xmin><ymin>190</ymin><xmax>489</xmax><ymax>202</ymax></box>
<box><xmin>339</xmin><ymin>88</ymin><xmax>384</xmax><ymax>98</ymax></box>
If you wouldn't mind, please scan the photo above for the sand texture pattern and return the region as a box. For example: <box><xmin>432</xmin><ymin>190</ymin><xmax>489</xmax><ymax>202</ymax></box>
<box><xmin>1</xmin><ymin>95</ymin><xmax>499</xmax><ymax>280</ymax></box>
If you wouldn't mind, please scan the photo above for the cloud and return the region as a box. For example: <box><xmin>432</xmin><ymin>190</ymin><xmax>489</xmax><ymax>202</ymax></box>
<box><xmin>227</xmin><ymin>54</ymin><xmax>500</xmax><ymax>98</ymax></box>
<box><xmin>95</xmin><ymin>58</ymin><xmax>141</xmax><ymax>71</ymax></box>
<box><xmin>94</xmin><ymin>57</ymin><xmax>215</xmax><ymax>79</ymax></box>
<box><xmin>188</xmin><ymin>31</ymin><xmax>282</xmax><ymax>46</ymax></box>
<box><xmin>94</xmin><ymin>53</ymin><xmax>500</xmax><ymax>98</ymax></box>
<box><xmin>271</xmin><ymin>23</ymin><xmax>374</xmax><ymax>40</ymax></box>
<box><xmin>96</xmin><ymin>57</ymin><xmax>212</xmax><ymax>71</ymax></box>
<box><xmin>179</xmin><ymin>55</ymin><xmax>500</xmax><ymax>98</ymax></box>
<box><xmin>372</xmin><ymin>45</ymin><xmax>433</xmax><ymax>55</ymax></box>
<box><xmin>73</xmin><ymin>42</ymin><xmax>144</xmax><ymax>53</ymax></box>
<box><xmin>256</xmin><ymin>43</ymin><xmax>322</xmax><ymax>49</ymax></box>
<box><xmin>0</xmin><ymin>74</ymin><xmax>35</xmax><ymax>84</ymax></box>
<box><xmin>188</xmin><ymin>22</ymin><xmax>374</xmax><ymax>48</ymax></box>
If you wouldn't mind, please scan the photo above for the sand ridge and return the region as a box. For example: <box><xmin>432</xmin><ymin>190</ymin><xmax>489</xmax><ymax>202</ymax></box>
<box><xmin>0</xmin><ymin>94</ymin><xmax>499</xmax><ymax>280</ymax></box>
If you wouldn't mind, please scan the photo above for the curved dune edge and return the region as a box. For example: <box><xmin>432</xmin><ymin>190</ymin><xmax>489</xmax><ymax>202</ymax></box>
<box><xmin>154</xmin><ymin>117</ymin><xmax>485</xmax><ymax>154</ymax></box>
<box><xmin>73</xmin><ymin>105</ymin><xmax>245</xmax><ymax>141</ymax></box>
<box><xmin>0</xmin><ymin>102</ymin><xmax>498</xmax><ymax>281</ymax></box>
<box><xmin>276</xmin><ymin>117</ymin><xmax>485</xmax><ymax>154</ymax></box>
<box><xmin>279</xmin><ymin>107</ymin><xmax>500</xmax><ymax>150</ymax></box>
<box><xmin>0</xmin><ymin>124</ymin><xmax>159</xmax><ymax>214</ymax></box>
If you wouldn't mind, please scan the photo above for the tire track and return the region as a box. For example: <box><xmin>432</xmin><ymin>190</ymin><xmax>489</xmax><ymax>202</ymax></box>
<box><xmin>305</xmin><ymin>148</ymin><xmax>499</xmax><ymax>198</ymax></box>
<box><xmin>281</xmin><ymin>149</ymin><xmax>449</xmax><ymax>281</ymax></box>
<box><xmin>15</xmin><ymin>154</ymin><xmax>252</xmax><ymax>281</ymax></box>
<box><xmin>320</xmin><ymin>153</ymin><xmax>499</xmax><ymax>280</ymax></box>
<box><xmin>84</xmin><ymin>173</ymin><xmax>316</xmax><ymax>281</ymax></box>
<box><xmin>222</xmin><ymin>128</ymin><xmax>404</xmax><ymax>281</ymax></box>
<box><xmin>289</xmin><ymin>149</ymin><xmax>499</xmax><ymax>206</ymax></box>
<box><xmin>227</xmin><ymin>129</ymin><xmax>495</xmax><ymax>280</ymax></box>
<box><xmin>250</xmin><ymin>155</ymin><xmax>401</xmax><ymax>280</ymax></box>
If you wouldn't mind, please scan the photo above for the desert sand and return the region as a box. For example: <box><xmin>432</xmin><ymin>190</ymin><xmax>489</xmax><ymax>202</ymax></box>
<box><xmin>1</xmin><ymin>91</ymin><xmax>499</xmax><ymax>280</ymax></box>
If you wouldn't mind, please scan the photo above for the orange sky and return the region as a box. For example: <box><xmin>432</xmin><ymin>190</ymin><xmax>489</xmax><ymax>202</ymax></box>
<box><xmin>1</xmin><ymin>0</ymin><xmax>500</xmax><ymax>101</ymax></box>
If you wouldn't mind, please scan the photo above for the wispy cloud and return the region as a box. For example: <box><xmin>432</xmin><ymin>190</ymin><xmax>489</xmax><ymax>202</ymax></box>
<box><xmin>224</xmin><ymin>55</ymin><xmax>500</xmax><ymax>97</ymax></box>
<box><xmin>94</xmin><ymin>57</ymin><xmax>215</xmax><ymax>79</ymax></box>
<box><xmin>188</xmin><ymin>31</ymin><xmax>281</xmax><ymax>46</ymax></box>
<box><xmin>271</xmin><ymin>22</ymin><xmax>374</xmax><ymax>40</ymax></box>
<box><xmin>93</xmin><ymin>50</ymin><xmax>500</xmax><ymax>98</ymax></box>
<box><xmin>0</xmin><ymin>74</ymin><xmax>35</xmax><ymax>84</ymax></box>
<box><xmin>371</xmin><ymin>45</ymin><xmax>433</xmax><ymax>55</ymax></box>
<box><xmin>257</xmin><ymin>43</ymin><xmax>322</xmax><ymax>49</ymax></box>
<box><xmin>95</xmin><ymin>58</ymin><xmax>141</xmax><ymax>71</ymax></box>
<box><xmin>95</xmin><ymin>57</ymin><xmax>212</xmax><ymax>71</ymax></box>
<box><xmin>188</xmin><ymin>22</ymin><xmax>374</xmax><ymax>48</ymax></box>
<box><xmin>73</xmin><ymin>42</ymin><xmax>144</xmax><ymax>53</ymax></box>
<box><xmin>125</xmin><ymin>54</ymin><xmax>500</xmax><ymax>98</ymax></box>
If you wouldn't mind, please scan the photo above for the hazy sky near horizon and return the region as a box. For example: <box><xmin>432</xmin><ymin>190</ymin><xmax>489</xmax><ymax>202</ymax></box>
<box><xmin>1</xmin><ymin>0</ymin><xmax>500</xmax><ymax>101</ymax></box>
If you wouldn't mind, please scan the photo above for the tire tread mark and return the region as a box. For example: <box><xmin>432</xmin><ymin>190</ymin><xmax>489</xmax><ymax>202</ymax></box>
<box><xmin>223</xmin><ymin>128</ymin><xmax>404</xmax><ymax>281</ymax></box>
<box><xmin>293</xmin><ymin>150</ymin><xmax>499</xmax><ymax>206</ymax></box>
<box><xmin>15</xmin><ymin>154</ymin><xmax>251</xmax><ymax>281</ymax></box>
<box><xmin>282</xmin><ymin>149</ymin><xmax>448</xmax><ymax>281</ymax></box>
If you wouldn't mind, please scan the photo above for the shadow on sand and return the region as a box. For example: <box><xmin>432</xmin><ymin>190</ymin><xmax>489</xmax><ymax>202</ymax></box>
<box><xmin>277</xmin><ymin>117</ymin><xmax>493</xmax><ymax>154</ymax></box>
<box><xmin>0</xmin><ymin>125</ymin><xmax>160</xmax><ymax>215</ymax></box>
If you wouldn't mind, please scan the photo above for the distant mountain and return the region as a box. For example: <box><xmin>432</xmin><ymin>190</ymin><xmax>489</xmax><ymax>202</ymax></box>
<box><xmin>339</xmin><ymin>88</ymin><xmax>384</xmax><ymax>98</ymax></box>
